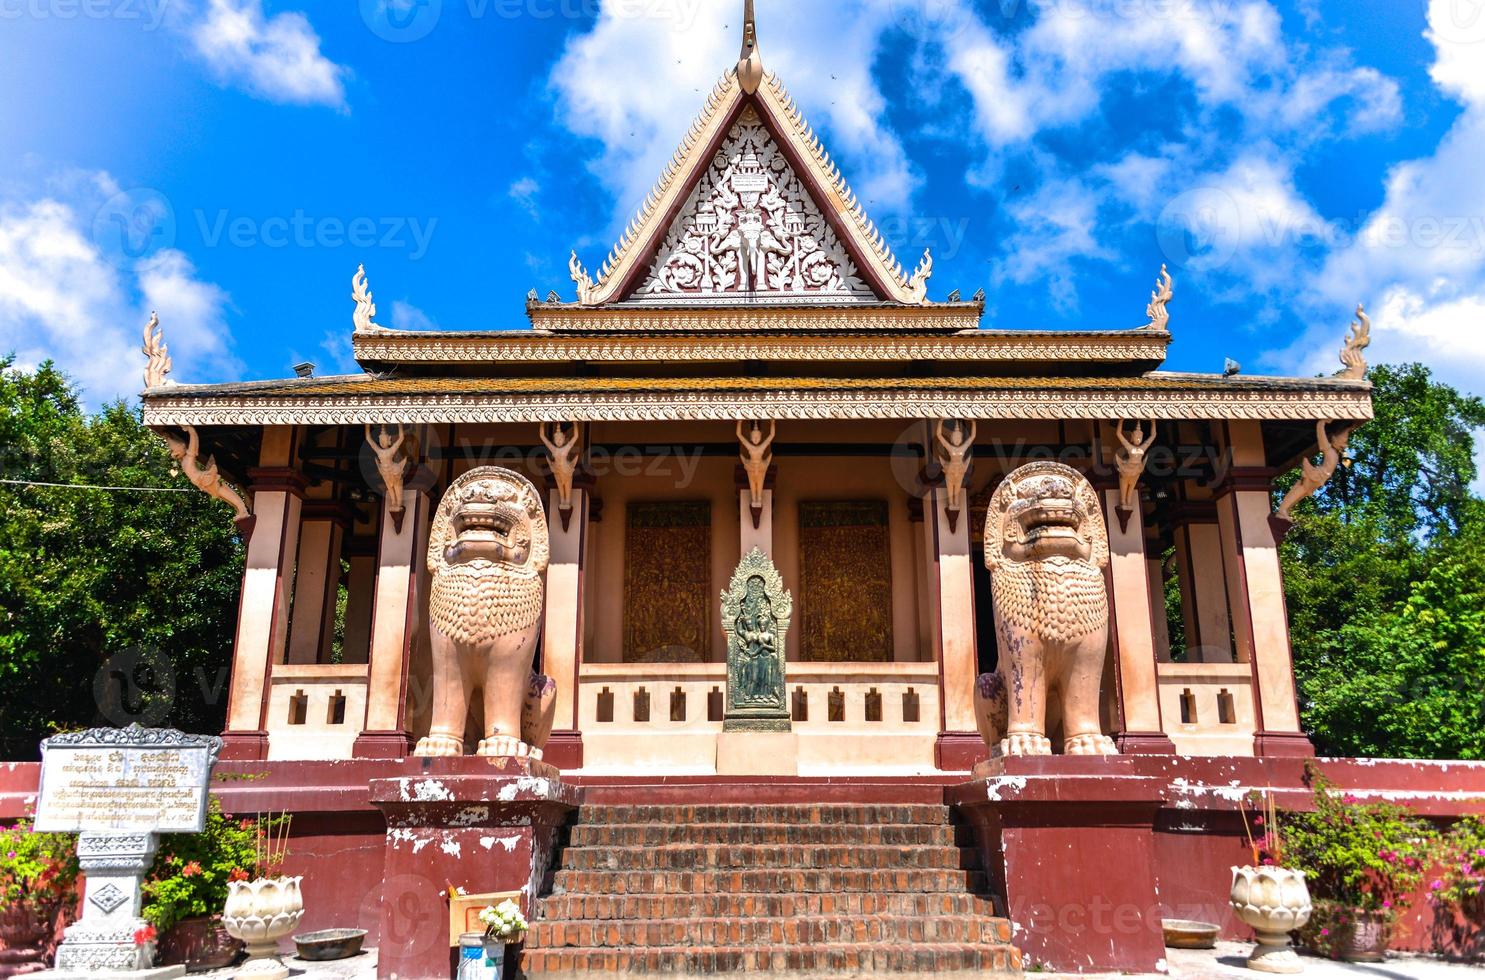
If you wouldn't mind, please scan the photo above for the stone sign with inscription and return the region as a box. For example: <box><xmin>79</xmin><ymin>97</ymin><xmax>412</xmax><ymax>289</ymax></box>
<box><xmin>34</xmin><ymin>725</ymin><xmax>221</xmax><ymax>979</ymax></box>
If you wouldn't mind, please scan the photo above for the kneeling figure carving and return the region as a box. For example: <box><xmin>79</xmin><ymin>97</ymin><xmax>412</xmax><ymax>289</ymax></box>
<box><xmin>976</xmin><ymin>461</ymin><xmax>1118</xmax><ymax>757</ymax></box>
<box><xmin>415</xmin><ymin>466</ymin><xmax>556</xmax><ymax>760</ymax></box>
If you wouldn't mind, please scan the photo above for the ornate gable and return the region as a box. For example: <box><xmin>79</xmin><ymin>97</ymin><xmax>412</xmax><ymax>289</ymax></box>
<box><xmin>567</xmin><ymin>4</ymin><xmax>933</xmax><ymax>310</ymax></box>
<box><xmin>632</xmin><ymin>106</ymin><xmax>875</xmax><ymax>305</ymax></box>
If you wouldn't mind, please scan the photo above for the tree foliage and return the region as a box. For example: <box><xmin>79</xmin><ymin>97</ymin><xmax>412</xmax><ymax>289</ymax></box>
<box><xmin>1282</xmin><ymin>363</ymin><xmax>1485</xmax><ymax>759</ymax></box>
<box><xmin>0</xmin><ymin>357</ymin><xmax>243</xmax><ymax>758</ymax></box>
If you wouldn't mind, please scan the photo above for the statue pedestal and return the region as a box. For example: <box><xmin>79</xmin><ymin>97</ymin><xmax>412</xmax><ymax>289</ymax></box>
<box><xmin>369</xmin><ymin>758</ymin><xmax>581</xmax><ymax>980</ymax></box>
<box><xmin>948</xmin><ymin>756</ymin><xmax>1166</xmax><ymax>974</ymax></box>
<box><xmin>715</xmin><ymin>732</ymin><xmax>798</xmax><ymax>777</ymax></box>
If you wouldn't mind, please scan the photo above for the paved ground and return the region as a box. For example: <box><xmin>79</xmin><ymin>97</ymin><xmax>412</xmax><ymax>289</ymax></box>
<box><xmin>1051</xmin><ymin>941</ymin><xmax>1485</xmax><ymax>979</ymax></box>
<box><xmin>196</xmin><ymin>949</ymin><xmax>377</xmax><ymax>978</ymax></box>
<box><xmin>185</xmin><ymin>942</ymin><xmax>1485</xmax><ymax>978</ymax></box>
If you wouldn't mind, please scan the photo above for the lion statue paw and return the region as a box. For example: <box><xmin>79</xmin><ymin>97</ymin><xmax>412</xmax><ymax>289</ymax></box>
<box><xmin>414</xmin><ymin>733</ymin><xmax>465</xmax><ymax>757</ymax></box>
<box><xmin>1064</xmin><ymin>732</ymin><xmax>1118</xmax><ymax>756</ymax></box>
<box><xmin>1000</xmin><ymin>732</ymin><xmax>1054</xmax><ymax>757</ymax></box>
<box><xmin>477</xmin><ymin>735</ymin><xmax>534</xmax><ymax>759</ymax></box>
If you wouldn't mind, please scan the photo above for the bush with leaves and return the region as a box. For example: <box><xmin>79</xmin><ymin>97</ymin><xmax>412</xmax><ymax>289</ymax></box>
<box><xmin>141</xmin><ymin>801</ymin><xmax>261</xmax><ymax>934</ymax></box>
<box><xmin>0</xmin><ymin>822</ymin><xmax>80</xmax><ymax>915</ymax></box>
<box><xmin>1433</xmin><ymin>817</ymin><xmax>1485</xmax><ymax>918</ymax></box>
<box><xmin>1282</xmin><ymin>767</ymin><xmax>1438</xmax><ymax>955</ymax></box>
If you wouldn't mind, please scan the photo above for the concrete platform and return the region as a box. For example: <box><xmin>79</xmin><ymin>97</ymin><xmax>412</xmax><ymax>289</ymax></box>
<box><xmin>196</xmin><ymin>949</ymin><xmax>377</xmax><ymax>979</ymax></box>
<box><xmin>1051</xmin><ymin>941</ymin><xmax>1485</xmax><ymax>979</ymax></box>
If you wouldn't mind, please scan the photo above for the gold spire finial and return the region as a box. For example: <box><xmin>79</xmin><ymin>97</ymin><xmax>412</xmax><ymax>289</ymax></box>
<box><xmin>738</xmin><ymin>0</ymin><xmax>763</xmax><ymax>94</ymax></box>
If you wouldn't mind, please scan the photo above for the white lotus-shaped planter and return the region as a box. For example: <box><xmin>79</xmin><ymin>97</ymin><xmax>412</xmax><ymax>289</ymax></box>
<box><xmin>222</xmin><ymin>877</ymin><xmax>304</xmax><ymax>980</ymax></box>
<box><xmin>1231</xmin><ymin>866</ymin><xmax>1313</xmax><ymax>974</ymax></box>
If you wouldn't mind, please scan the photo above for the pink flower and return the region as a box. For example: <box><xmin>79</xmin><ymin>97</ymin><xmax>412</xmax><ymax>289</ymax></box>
<box><xmin>1431</xmin><ymin>880</ymin><xmax>1444</xmax><ymax>891</ymax></box>
<box><xmin>180</xmin><ymin>862</ymin><xmax>202</xmax><ymax>878</ymax></box>
<box><xmin>4</xmin><ymin>851</ymin><xmax>14</xmax><ymax>860</ymax></box>
<box><xmin>1320</xmin><ymin>929</ymin><xmax>1330</xmax><ymax>937</ymax></box>
<box><xmin>1382</xmin><ymin>900</ymin><xmax>1392</xmax><ymax>910</ymax></box>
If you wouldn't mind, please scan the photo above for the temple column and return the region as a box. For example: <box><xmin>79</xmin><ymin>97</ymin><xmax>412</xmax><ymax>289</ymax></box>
<box><xmin>923</xmin><ymin>482</ymin><xmax>980</xmax><ymax>770</ymax></box>
<box><xmin>1093</xmin><ymin>449</ymin><xmax>1175</xmax><ymax>753</ymax></box>
<box><xmin>1215</xmin><ymin>421</ymin><xmax>1314</xmax><ymax>757</ymax></box>
<box><xmin>222</xmin><ymin>427</ymin><xmax>305</xmax><ymax>761</ymax></box>
<box><xmin>285</xmin><ymin>502</ymin><xmax>350</xmax><ymax>665</ymax></box>
<box><xmin>354</xmin><ymin>488</ymin><xmax>430</xmax><ymax>759</ymax></box>
<box><xmin>542</xmin><ymin>487</ymin><xmax>590</xmax><ymax>770</ymax></box>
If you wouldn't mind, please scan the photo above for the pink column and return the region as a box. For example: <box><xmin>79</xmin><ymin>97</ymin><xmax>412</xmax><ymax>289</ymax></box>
<box><xmin>221</xmin><ymin>427</ymin><xmax>305</xmax><ymax>761</ymax></box>
<box><xmin>542</xmin><ymin>487</ymin><xmax>590</xmax><ymax>770</ymax></box>
<box><xmin>924</xmin><ymin>483</ymin><xmax>980</xmax><ymax>770</ymax></box>
<box><xmin>1100</xmin><ymin>485</ymin><xmax>1175</xmax><ymax>754</ymax></box>
<box><xmin>1172</xmin><ymin>503</ymin><xmax>1234</xmax><ymax>663</ymax></box>
<box><xmin>354</xmin><ymin>489</ymin><xmax>430</xmax><ymax>759</ymax></box>
<box><xmin>1215</xmin><ymin>421</ymin><xmax>1314</xmax><ymax>757</ymax></box>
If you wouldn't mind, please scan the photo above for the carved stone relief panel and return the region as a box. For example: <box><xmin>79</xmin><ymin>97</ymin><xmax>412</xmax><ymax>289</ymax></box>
<box><xmin>623</xmin><ymin>501</ymin><xmax>712</xmax><ymax>663</ymax></box>
<box><xmin>632</xmin><ymin>107</ymin><xmax>876</xmax><ymax>304</ymax></box>
<box><xmin>798</xmin><ymin>501</ymin><xmax>893</xmax><ymax>663</ymax></box>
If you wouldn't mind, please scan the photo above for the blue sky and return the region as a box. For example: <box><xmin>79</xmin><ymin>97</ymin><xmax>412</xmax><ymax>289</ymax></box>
<box><xmin>1</xmin><ymin>0</ymin><xmax>1483</xmax><ymax>478</ymax></box>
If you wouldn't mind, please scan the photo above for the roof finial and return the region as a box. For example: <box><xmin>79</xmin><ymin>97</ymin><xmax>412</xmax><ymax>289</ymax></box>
<box><xmin>738</xmin><ymin>0</ymin><xmax>763</xmax><ymax>94</ymax></box>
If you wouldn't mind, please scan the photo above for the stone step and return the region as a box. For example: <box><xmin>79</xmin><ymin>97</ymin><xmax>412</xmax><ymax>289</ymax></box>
<box><xmin>572</xmin><ymin>804</ymin><xmax>953</xmax><ymax>826</ymax></box>
<box><xmin>557</xmin><ymin>843</ymin><xmax>976</xmax><ymax>872</ymax></box>
<box><xmin>520</xmin><ymin>942</ymin><xmax>1023</xmax><ymax>977</ymax></box>
<box><xmin>538</xmin><ymin>890</ymin><xmax>998</xmax><ymax>921</ymax></box>
<box><xmin>550</xmin><ymin>867</ymin><xmax>989</xmax><ymax>895</ymax></box>
<box><xmin>527</xmin><ymin>915</ymin><xmax>1014</xmax><ymax>949</ymax></box>
<box><xmin>568</xmin><ymin>821</ymin><xmax>969</xmax><ymax>847</ymax></box>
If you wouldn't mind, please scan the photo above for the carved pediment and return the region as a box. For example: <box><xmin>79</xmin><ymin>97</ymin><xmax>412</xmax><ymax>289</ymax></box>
<box><xmin>631</xmin><ymin>108</ymin><xmax>875</xmax><ymax>305</ymax></box>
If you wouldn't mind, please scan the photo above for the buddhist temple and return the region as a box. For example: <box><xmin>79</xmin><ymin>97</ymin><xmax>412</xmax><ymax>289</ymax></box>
<box><xmin>54</xmin><ymin>4</ymin><xmax>1478</xmax><ymax>977</ymax></box>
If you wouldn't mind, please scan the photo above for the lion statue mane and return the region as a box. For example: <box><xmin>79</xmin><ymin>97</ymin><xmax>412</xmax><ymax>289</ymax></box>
<box><xmin>976</xmin><ymin>460</ymin><xmax>1119</xmax><ymax>757</ymax></box>
<box><xmin>414</xmin><ymin>466</ymin><xmax>557</xmax><ymax>760</ymax></box>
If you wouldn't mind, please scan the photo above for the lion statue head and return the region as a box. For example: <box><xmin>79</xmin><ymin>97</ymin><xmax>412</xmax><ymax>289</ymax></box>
<box><xmin>984</xmin><ymin>461</ymin><xmax>1109</xmax><ymax>642</ymax></box>
<box><xmin>985</xmin><ymin>462</ymin><xmax>1109</xmax><ymax>571</ymax></box>
<box><xmin>428</xmin><ymin>467</ymin><xmax>549</xmax><ymax>647</ymax></box>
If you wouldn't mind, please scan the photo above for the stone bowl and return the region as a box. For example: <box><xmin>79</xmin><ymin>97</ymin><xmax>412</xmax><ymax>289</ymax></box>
<box><xmin>1163</xmin><ymin>919</ymin><xmax>1221</xmax><ymax>950</ymax></box>
<box><xmin>293</xmin><ymin>928</ymin><xmax>368</xmax><ymax>962</ymax></box>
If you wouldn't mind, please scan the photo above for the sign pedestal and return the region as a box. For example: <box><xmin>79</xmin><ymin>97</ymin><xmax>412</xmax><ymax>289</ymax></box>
<box><xmin>31</xmin><ymin>726</ymin><xmax>220</xmax><ymax>980</ymax></box>
<box><xmin>46</xmin><ymin>834</ymin><xmax>183</xmax><ymax>978</ymax></box>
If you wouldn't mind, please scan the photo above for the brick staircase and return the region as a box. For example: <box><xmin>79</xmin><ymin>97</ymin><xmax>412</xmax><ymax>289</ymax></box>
<box><xmin>520</xmin><ymin>803</ymin><xmax>1023</xmax><ymax>977</ymax></box>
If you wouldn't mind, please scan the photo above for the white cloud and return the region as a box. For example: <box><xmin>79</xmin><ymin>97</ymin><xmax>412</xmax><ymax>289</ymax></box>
<box><xmin>992</xmin><ymin>179</ymin><xmax>1112</xmax><ymax>314</ymax></box>
<box><xmin>390</xmin><ymin>300</ymin><xmax>437</xmax><ymax>332</ymax></box>
<box><xmin>1277</xmin><ymin>5</ymin><xmax>1485</xmax><ymax>395</ymax></box>
<box><xmin>0</xmin><ymin>176</ymin><xmax>234</xmax><ymax>405</ymax></box>
<box><xmin>509</xmin><ymin>178</ymin><xmax>541</xmax><ymax>220</ymax></box>
<box><xmin>189</xmin><ymin>0</ymin><xmax>347</xmax><ymax>109</ymax></box>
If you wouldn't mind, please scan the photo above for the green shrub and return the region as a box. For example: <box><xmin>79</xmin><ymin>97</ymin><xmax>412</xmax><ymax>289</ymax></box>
<box><xmin>140</xmin><ymin>801</ymin><xmax>261</xmax><ymax>934</ymax></box>
<box><xmin>0</xmin><ymin>822</ymin><xmax>80</xmax><ymax>912</ymax></box>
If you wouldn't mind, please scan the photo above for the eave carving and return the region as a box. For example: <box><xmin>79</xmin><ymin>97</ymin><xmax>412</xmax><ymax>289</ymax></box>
<box><xmin>352</xmin><ymin>333</ymin><xmax>1170</xmax><ymax>364</ymax></box>
<box><xmin>142</xmin><ymin>386</ymin><xmax>1375</xmax><ymax>427</ymax></box>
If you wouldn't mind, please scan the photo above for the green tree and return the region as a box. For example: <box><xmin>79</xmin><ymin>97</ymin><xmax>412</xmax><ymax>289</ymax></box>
<box><xmin>0</xmin><ymin>357</ymin><xmax>243</xmax><ymax>758</ymax></box>
<box><xmin>1281</xmin><ymin>363</ymin><xmax>1485</xmax><ymax>758</ymax></box>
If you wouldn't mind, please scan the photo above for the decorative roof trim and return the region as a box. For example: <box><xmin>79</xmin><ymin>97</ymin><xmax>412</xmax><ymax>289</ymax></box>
<box><xmin>142</xmin><ymin>383</ymin><xmax>1374</xmax><ymax>427</ymax></box>
<box><xmin>351</xmin><ymin>331</ymin><xmax>1171</xmax><ymax>364</ymax></box>
<box><xmin>528</xmin><ymin>303</ymin><xmax>984</xmax><ymax>333</ymax></box>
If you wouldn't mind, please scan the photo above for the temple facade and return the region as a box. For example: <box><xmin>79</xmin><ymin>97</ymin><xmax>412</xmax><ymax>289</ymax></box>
<box><xmin>138</xmin><ymin>8</ymin><xmax>1374</xmax><ymax>781</ymax></box>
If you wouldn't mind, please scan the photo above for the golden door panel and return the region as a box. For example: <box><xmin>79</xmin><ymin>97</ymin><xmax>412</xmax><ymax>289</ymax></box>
<box><xmin>799</xmin><ymin>501</ymin><xmax>893</xmax><ymax>663</ymax></box>
<box><xmin>623</xmin><ymin>501</ymin><xmax>711</xmax><ymax>664</ymax></box>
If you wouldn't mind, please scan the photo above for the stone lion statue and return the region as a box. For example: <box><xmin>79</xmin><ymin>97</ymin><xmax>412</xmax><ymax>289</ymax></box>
<box><xmin>976</xmin><ymin>461</ymin><xmax>1118</xmax><ymax>757</ymax></box>
<box><xmin>415</xmin><ymin>466</ymin><xmax>558</xmax><ymax>760</ymax></box>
